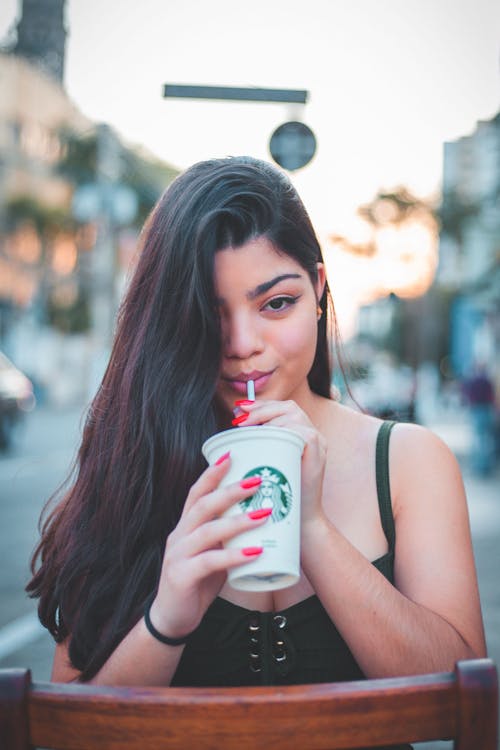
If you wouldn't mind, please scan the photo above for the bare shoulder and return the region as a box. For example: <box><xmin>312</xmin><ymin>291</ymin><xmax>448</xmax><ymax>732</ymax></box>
<box><xmin>321</xmin><ymin>399</ymin><xmax>382</xmax><ymax>442</ymax></box>
<box><xmin>319</xmin><ymin>399</ymin><xmax>465</xmax><ymax>509</ymax></box>
<box><xmin>388</xmin><ymin>422</ymin><xmax>464</xmax><ymax>514</ymax></box>
<box><xmin>390</xmin><ymin>420</ymin><xmax>458</xmax><ymax>456</ymax></box>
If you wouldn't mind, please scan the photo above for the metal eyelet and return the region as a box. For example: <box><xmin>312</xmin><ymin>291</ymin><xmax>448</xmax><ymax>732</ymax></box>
<box><xmin>249</xmin><ymin>614</ymin><xmax>262</xmax><ymax>673</ymax></box>
<box><xmin>248</xmin><ymin>616</ymin><xmax>260</xmax><ymax>633</ymax></box>
<box><xmin>249</xmin><ymin>651</ymin><xmax>262</xmax><ymax>672</ymax></box>
<box><xmin>273</xmin><ymin>614</ymin><xmax>287</xmax><ymax>629</ymax></box>
<box><xmin>273</xmin><ymin>648</ymin><xmax>287</xmax><ymax>662</ymax></box>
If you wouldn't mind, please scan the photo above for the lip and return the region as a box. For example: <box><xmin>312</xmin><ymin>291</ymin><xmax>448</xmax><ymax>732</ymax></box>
<box><xmin>222</xmin><ymin>369</ymin><xmax>275</xmax><ymax>395</ymax></box>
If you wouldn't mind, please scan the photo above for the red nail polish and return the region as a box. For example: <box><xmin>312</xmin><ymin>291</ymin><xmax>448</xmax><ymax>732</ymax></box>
<box><xmin>232</xmin><ymin>413</ymin><xmax>249</xmax><ymax>426</ymax></box>
<box><xmin>234</xmin><ymin>399</ymin><xmax>254</xmax><ymax>406</ymax></box>
<box><xmin>240</xmin><ymin>476</ymin><xmax>262</xmax><ymax>489</ymax></box>
<box><xmin>248</xmin><ymin>508</ymin><xmax>272</xmax><ymax>520</ymax></box>
<box><xmin>242</xmin><ymin>546</ymin><xmax>263</xmax><ymax>556</ymax></box>
<box><xmin>215</xmin><ymin>451</ymin><xmax>230</xmax><ymax>466</ymax></box>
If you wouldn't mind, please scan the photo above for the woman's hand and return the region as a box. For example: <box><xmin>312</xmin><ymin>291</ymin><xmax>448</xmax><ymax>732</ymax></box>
<box><xmin>233</xmin><ymin>399</ymin><xmax>328</xmax><ymax>527</ymax></box>
<box><xmin>149</xmin><ymin>456</ymin><xmax>270</xmax><ymax>640</ymax></box>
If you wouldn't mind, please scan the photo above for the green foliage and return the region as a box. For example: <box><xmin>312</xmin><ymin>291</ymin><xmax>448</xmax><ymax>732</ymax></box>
<box><xmin>57</xmin><ymin>127</ymin><xmax>179</xmax><ymax>227</ymax></box>
<box><xmin>46</xmin><ymin>284</ymin><xmax>91</xmax><ymax>334</ymax></box>
<box><xmin>57</xmin><ymin>128</ymin><xmax>98</xmax><ymax>184</ymax></box>
<box><xmin>6</xmin><ymin>195</ymin><xmax>72</xmax><ymax>233</ymax></box>
<box><xmin>358</xmin><ymin>187</ymin><xmax>436</xmax><ymax>227</ymax></box>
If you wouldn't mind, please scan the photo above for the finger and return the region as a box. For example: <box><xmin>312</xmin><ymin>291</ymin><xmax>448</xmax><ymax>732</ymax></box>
<box><xmin>188</xmin><ymin>546</ymin><xmax>264</xmax><ymax>580</ymax></box>
<box><xmin>262</xmin><ymin>416</ymin><xmax>315</xmax><ymax>439</ymax></box>
<box><xmin>183</xmin><ymin>452</ymin><xmax>232</xmax><ymax>514</ymax></box>
<box><xmin>182</xmin><ymin>507</ymin><xmax>272</xmax><ymax>558</ymax></box>
<box><xmin>233</xmin><ymin>400</ymin><xmax>296</xmax><ymax>426</ymax></box>
<box><xmin>182</xmin><ymin>476</ymin><xmax>264</xmax><ymax>533</ymax></box>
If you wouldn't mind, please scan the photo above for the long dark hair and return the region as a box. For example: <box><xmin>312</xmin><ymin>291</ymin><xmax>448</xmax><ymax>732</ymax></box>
<box><xmin>27</xmin><ymin>156</ymin><xmax>335</xmax><ymax>680</ymax></box>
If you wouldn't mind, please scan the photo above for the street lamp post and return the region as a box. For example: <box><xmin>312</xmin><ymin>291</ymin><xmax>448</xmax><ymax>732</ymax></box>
<box><xmin>163</xmin><ymin>84</ymin><xmax>308</xmax><ymax>104</ymax></box>
<box><xmin>162</xmin><ymin>84</ymin><xmax>316</xmax><ymax>171</ymax></box>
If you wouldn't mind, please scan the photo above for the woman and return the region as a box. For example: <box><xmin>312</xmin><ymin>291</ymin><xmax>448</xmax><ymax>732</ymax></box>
<box><xmin>28</xmin><ymin>156</ymin><xmax>486</xmax><ymax>691</ymax></box>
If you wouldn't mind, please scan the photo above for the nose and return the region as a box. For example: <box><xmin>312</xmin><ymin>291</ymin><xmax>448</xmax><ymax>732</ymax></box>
<box><xmin>222</xmin><ymin>310</ymin><xmax>264</xmax><ymax>360</ymax></box>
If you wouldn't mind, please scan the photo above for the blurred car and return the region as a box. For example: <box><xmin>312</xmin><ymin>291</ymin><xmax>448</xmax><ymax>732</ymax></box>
<box><xmin>0</xmin><ymin>351</ymin><xmax>36</xmax><ymax>451</ymax></box>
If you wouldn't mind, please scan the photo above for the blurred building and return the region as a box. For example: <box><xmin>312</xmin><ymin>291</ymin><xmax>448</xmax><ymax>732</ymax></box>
<box><xmin>0</xmin><ymin>51</ymin><xmax>92</xmax><ymax>333</ymax></box>
<box><xmin>0</xmin><ymin>51</ymin><xmax>91</xmax><ymax>211</ymax></box>
<box><xmin>0</xmin><ymin>0</ymin><xmax>85</xmax><ymax>209</ymax></box>
<box><xmin>437</xmin><ymin>112</ymin><xmax>500</xmax><ymax>384</ymax></box>
<box><xmin>13</xmin><ymin>0</ymin><xmax>67</xmax><ymax>84</ymax></box>
<box><xmin>0</xmin><ymin>5</ymin><xmax>178</xmax><ymax>405</ymax></box>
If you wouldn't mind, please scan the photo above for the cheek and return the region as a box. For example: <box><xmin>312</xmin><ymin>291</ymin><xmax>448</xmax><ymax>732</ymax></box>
<box><xmin>278</xmin><ymin>313</ymin><xmax>318</xmax><ymax>367</ymax></box>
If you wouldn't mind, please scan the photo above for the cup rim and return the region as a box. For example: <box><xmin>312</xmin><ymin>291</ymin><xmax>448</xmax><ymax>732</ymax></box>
<box><xmin>202</xmin><ymin>425</ymin><xmax>305</xmax><ymax>460</ymax></box>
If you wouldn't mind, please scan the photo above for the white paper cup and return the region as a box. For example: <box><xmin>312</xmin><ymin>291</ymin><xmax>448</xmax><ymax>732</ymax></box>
<box><xmin>202</xmin><ymin>426</ymin><xmax>305</xmax><ymax>592</ymax></box>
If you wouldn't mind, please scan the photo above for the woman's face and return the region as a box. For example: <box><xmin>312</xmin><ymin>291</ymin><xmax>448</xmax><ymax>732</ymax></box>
<box><xmin>214</xmin><ymin>236</ymin><xmax>325</xmax><ymax>413</ymax></box>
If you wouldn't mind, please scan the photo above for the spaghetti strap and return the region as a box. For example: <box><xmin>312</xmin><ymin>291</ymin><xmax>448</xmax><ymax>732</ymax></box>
<box><xmin>375</xmin><ymin>420</ymin><xmax>397</xmax><ymax>551</ymax></box>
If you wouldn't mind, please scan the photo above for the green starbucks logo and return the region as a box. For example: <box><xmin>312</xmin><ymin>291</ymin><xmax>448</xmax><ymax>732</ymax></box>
<box><xmin>240</xmin><ymin>466</ymin><xmax>293</xmax><ymax>522</ymax></box>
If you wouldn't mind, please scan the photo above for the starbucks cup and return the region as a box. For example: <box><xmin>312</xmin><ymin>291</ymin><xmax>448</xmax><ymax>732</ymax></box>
<box><xmin>202</xmin><ymin>426</ymin><xmax>305</xmax><ymax>592</ymax></box>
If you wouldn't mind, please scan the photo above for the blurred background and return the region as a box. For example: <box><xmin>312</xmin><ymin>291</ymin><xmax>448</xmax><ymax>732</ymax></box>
<box><xmin>0</xmin><ymin>1</ymin><xmax>498</xmax><ymax>737</ymax></box>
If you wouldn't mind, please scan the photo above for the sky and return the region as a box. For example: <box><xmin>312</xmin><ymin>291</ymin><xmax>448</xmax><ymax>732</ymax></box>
<box><xmin>1</xmin><ymin>0</ymin><xmax>499</xmax><ymax>332</ymax></box>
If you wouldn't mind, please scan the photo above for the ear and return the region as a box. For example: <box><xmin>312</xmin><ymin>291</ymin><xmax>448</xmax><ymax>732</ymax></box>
<box><xmin>315</xmin><ymin>262</ymin><xmax>326</xmax><ymax>302</ymax></box>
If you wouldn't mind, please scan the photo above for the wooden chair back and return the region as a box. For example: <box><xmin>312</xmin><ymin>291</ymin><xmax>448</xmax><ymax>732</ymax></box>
<box><xmin>0</xmin><ymin>659</ymin><xmax>497</xmax><ymax>750</ymax></box>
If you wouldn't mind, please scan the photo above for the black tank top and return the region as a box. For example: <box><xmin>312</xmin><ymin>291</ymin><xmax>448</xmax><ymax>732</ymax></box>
<box><xmin>173</xmin><ymin>421</ymin><xmax>411</xmax><ymax>750</ymax></box>
<box><xmin>173</xmin><ymin>421</ymin><xmax>399</xmax><ymax>688</ymax></box>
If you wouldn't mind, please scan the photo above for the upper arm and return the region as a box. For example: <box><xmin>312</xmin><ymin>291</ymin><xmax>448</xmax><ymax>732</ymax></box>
<box><xmin>390</xmin><ymin>423</ymin><xmax>486</xmax><ymax>657</ymax></box>
<box><xmin>51</xmin><ymin>639</ymin><xmax>82</xmax><ymax>682</ymax></box>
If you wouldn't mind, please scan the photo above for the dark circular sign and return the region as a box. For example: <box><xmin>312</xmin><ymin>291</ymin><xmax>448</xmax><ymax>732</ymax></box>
<box><xmin>269</xmin><ymin>121</ymin><xmax>317</xmax><ymax>171</ymax></box>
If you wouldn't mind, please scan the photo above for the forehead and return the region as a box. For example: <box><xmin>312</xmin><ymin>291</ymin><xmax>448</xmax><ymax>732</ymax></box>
<box><xmin>213</xmin><ymin>237</ymin><xmax>304</xmax><ymax>289</ymax></box>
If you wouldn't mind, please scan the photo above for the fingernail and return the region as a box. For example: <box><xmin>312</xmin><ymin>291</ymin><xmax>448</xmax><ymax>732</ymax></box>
<box><xmin>234</xmin><ymin>399</ymin><xmax>254</xmax><ymax>406</ymax></box>
<box><xmin>240</xmin><ymin>476</ymin><xmax>262</xmax><ymax>489</ymax></box>
<box><xmin>248</xmin><ymin>508</ymin><xmax>272</xmax><ymax>520</ymax></box>
<box><xmin>215</xmin><ymin>451</ymin><xmax>230</xmax><ymax>466</ymax></box>
<box><xmin>232</xmin><ymin>413</ymin><xmax>249</xmax><ymax>426</ymax></box>
<box><xmin>242</xmin><ymin>546</ymin><xmax>263</xmax><ymax>556</ymax></box>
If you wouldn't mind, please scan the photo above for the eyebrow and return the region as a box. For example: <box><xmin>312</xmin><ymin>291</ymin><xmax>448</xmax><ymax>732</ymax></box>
<box><xmin>247</xmin><ymin>274</ymin><xmax>303</xmax><ymax>300</ymax></box>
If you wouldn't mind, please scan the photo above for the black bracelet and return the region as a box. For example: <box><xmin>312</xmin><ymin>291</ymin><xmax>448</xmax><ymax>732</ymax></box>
<box><xmin>144</xmin><ymin>600</ymin><xmax>195</xmax><ymax>646</ymax></box>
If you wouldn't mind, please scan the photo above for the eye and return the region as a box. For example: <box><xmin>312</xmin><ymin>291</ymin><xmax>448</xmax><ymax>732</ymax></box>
<box><xmin>262</xmin><ymin>295</ymin><xmax>300</xmax><ymax>313</ymax></box>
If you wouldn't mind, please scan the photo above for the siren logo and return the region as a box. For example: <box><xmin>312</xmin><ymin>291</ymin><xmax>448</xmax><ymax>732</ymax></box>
<box><xmin>239</xmin><ymin>466</ymin><xmax>292</xmax><ymax>522</ymax></box>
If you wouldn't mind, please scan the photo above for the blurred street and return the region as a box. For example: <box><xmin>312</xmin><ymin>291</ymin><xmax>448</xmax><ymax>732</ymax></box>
<box><xmin>0</xmin><ymin>3</ymin><xmax>498</xmax><ymax>748</ymax></box>
<box><xmin>1</xmin><ymin>399</ymin><xmax>498</xmax><ymax>691</ymax></box>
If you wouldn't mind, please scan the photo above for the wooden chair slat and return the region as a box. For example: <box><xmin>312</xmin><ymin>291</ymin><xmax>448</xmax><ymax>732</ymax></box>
<box><xmin>455</xmin><ymin>659</ymin><xmax>499</xmax><ymax>749</ymax></box>
<box><xmin>29</xmin><ymin>676</ymin><xmax>456</xmax><ymax>750</ymax></box>
<box><xmin>0</xmin><ymin>659</ymin><xmax>497</xmax><ymax>750</ymax></box>
<box><xmin>0</xmin><ymin>669</ymin><xmax>31</xmax><ymax>750</ymax></box>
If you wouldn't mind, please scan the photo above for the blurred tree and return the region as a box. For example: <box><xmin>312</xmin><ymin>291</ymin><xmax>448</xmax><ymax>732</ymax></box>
<box><xmin>57</xmin><ymin>128</ymin><xmax>98</xmax><ymax>184</ymax></box>
<box><xmin>329</xmin><ymin>187</ymin><xmax>437</xmax><ymax>257</ymax></box>
<box><xmin>3</xmin><ymin>195</ymin><xmax>90</xmax><ymax>334</ymax></box>
<box><xmin>1</xmin><ymin>126</ymin><xmax>178</xmax><ymax>338</ymax></box>
<box><xmin>57</xmin><ymin>128</ymin><xmax>178</xmax><ymax>227</ymax></box>
<box><xmin>358</xmin><ymin>186</ymin><xmax>436</xmax><ymax>227</ymax></box>
<box><xmin>337</xmin><ymin>187</ymin><xmax>442</xmax><ymax>369</ymax></box>
<box><xmin>46</xmin><ymin>281</ymin><xmax>91</xmax><ymax>334</ymax></box>
<box><xmin>6</xmin><ymin>195</ymin><xmax>71</xmax><ymax>234</ymax></box>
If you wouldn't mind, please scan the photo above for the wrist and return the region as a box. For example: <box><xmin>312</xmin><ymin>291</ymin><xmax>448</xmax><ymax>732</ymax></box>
<box><xmin>145</xmin><ymin>597</ymin><xmax>197</xmax><ymax>646</ymax></box>
<box><xmin>301</xmin><ymin>511</ymin><xmax>331</xmax><ymax>557</ymax></box>
<box><xmin>302</xmin><ymin>505</ymin><xmax>329</xmax><ymax>536</ymax></box>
